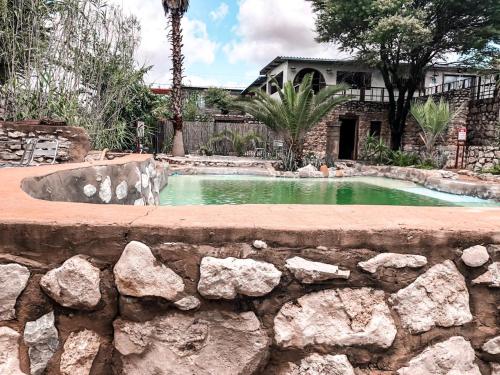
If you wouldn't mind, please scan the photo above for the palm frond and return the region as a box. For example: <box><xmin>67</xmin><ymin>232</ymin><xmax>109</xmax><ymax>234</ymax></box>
<box><xmin>162</xmin><ymin>0</ymin><xmax>190</xmax><ymax>14</ymax></box>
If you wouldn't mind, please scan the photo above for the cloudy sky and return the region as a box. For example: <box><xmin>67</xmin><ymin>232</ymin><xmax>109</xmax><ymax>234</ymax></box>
<box><xmin>109</xmin><ymin>0</ymin><xmax>346</xmax><ymax>89</ymax></box>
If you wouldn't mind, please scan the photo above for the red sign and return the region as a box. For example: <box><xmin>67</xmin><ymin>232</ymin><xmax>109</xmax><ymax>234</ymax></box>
<box><xmin>458</xmin><ymin>127</ymin><xmax>467</xmax><ymax>142</ymax></box>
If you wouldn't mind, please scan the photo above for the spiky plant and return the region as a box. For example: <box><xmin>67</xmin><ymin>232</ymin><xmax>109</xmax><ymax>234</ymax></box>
<box><xmin>410</xmin><ymin>97</ymin><xmax>462</xmax><ymax>161</ymax></box>
<box><xmin>208</xmin><ymin>129</ymin><xmax>262</xmax><ymax>157</ymax></box>
<box><xmin>236</xmin><ymin>74</ymin><xmax>348</xmax><ymax>165</ymax></box>
<box><xmin>162</xmin><ymin>0</ymin><xmax>190</xmax><ymax>156</ymax></box>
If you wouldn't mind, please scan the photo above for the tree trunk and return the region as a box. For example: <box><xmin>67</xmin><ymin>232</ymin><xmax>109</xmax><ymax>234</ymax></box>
<box><xmin>170</xmin><ymin>10</ymin><xmax>185</xmax><ymax>157</ymax></box>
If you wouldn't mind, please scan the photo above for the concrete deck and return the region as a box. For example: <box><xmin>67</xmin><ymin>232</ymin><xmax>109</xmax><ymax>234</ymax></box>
<box><xmin>0</xmin><ymin>154</ymin><xmax>499</xmax><ymax>262</ymax></box>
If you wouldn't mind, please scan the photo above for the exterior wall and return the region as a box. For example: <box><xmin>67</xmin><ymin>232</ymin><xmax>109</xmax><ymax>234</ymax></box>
<box><xmin>0</xmin><ymin>122</ymin><xmax>90</xmax><ymax>164</ymax></box>
<box><xmin>466</xmin><ymin>146</ymin><xmax>500</xmax><ymax>172</ymax></box>
<box><xmin>467</xmin><ymin>97</ymin><xmax>500</xmax><ymax>146</ymax></box>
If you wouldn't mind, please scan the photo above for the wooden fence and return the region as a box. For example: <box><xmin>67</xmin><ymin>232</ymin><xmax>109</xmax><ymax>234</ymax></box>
<box><xmin>157</xmin><ymin>120</ymin><xmax>281</xmax><ymax>155</ymax></box>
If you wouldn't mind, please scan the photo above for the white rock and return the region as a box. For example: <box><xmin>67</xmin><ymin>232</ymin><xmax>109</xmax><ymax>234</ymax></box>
<box><xmin>83</xmin><ymin>184</ymin><xmax>97</xmax><ymax>198</ymax></box>
<box><xmin>60</xmin><ymin>330</ymin><xmax>100</xmax><ymax>375</ymax></box>
<box><xmin>0</xmin><ymin>263</ymin><xmax>30</xmax><ymax>321</ymax></box>
<box><xmin>0</xmin><ymin>327</ymin><xmax>25</xmax><ymax>375</ymax></box>
<box><xmin>298</xmin><ymin>164</ymin><xmax>323</xmax><ymax>178</ymax></box>
<box><xmin>198</xmin><ymin>257</ymin><xmax>282</xmax><ymax>299</ymax></box>
<box><xmin>389</xmin><ymin>260</ymin><xmax>472</xmax><ymax>333</ymax></box>
<box><xmin>492</xmin><ymin>363</ymin><xmax>500</xmax><ymax>375</ymax></box>
<box><xmin>284</xmin><ymin>353</ymin><xmax>355</xmax><ymax>375</ymax></box>
<box><xmin>173</xmin><ymin>296</ymin><xmax>201</xmax><ymax>311</ymax></box>
<box><xmin>483</xmin><ymin>336</ymin><xmax>500</xmax><ymax>355</ymax></box>
<box><xmin>24</xmin><ymin>311</ymin><xmax>59</xmax><ymax>375</ymax></box>
<box><xmin>98</xmin><ymin>176</ymin><xmax>112</xmax><ymax>203</ymax></box>
<box><xmin>358</xmin><ymin>253</ymin><xmax>428</xmax><ymax>274</ymax></box>
<box><xmin>141</xmin><ymin>173</ymin><xmax>149</xmax><ymax>188</ymax></box>
<box><xmin>134</xmin><ymin>198</ymin><xmax>145</xmax><ymax>206</ymax></box>
<box><xmin>461</xmin><ymin>245</ymin><xmax>490</xmax><ymax>267</ymax></box>
<box><xmin>472</xmin><ymin>262</ymin><xmax>500</xmax><ymax>287</ymax></box>
<box><xmin>274</xmin><ymin>288</ymin><xmax>397</xmax><ymax>350</ymax></box>
<box><xmin>252</xmin><ymin>240</ymin><xmax>268</xmax><ymax>250</ymax></box>
<box><xmin>115</xmin><ymin>181</ymin><xmax>128</xmax><ymax>200</ymax></box>
<box><xmin>114</xmin><ymin>241</ymin><xmax>185</xmax><ymax>301</ymax></box>
<box><xmin>397</xmin><ymin>336</ymin><xmax>481</xmax><ymax>375</ymax></box>
<box><xmin>285</xmin><ymin>256</ymin><xmax>350</xmax><ymax>283</ymax></box>
<box><xmin>40</xmin><ymin>256</ymin><xmax>101</xmax><ymax>310</ymax></box>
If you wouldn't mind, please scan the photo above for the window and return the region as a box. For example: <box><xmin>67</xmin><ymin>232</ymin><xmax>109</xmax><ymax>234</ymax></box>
<box><xmin>337</xmin><ymin>71</ymin><xmax>372</xmax><ymax>89</ymax></box>
<box><xmin>443</xmin><ymin>74</ymin><xmax>475</xmax><ymax>88</ymax></box>
<box><xmin>269</xmin><ymin>72</ymin><xmax>284</xmax><ymax>95</ymax></box>
<box><xmin>369</xmin><ymin>121</ymin><xmax>382</xmax><ymax>139</ymax></box>
<box><xmin>293</xmin><ymin>68</ymin><xmax>326</xmax><ymax>94</ymax></box>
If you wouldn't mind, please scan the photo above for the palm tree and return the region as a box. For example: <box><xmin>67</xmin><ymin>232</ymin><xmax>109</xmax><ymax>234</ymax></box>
<box><xmin>162</xmin><ymin>0</ymin><xmax>190</xmax><ymax>156</ymax></box>
<box><xmin>237</xmin><ymin>74</ymin><xmax>348</xmax><ymax>166</ymax></box>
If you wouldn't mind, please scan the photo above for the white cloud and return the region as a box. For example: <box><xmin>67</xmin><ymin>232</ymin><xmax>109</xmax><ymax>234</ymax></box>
<box><xmin>224</xmin><ymin>0</ymin><xmax>347</xmax><ymax>66</ymax></box>
<box><xmin>108</xmin><ymin>0</ymin><xmax>218</xmax><ymax>85</ymax></box>
<box><xmin>210</xmin><ymin>3</ymin><xmax>229</xmax><ymax>22</ymax></box>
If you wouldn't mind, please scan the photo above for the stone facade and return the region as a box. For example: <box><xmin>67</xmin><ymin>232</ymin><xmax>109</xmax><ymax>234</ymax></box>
<box><xmin>21</xmin><ymin>157</ymin><xmax>168</xmax><ymax>206</ymax></box>
<box><xmin>0</xmin><ymin>121</ymin><xmax>90</xmax><ymax>164</ymax></box>
<box><xmin>466</xmin><ymin>146</ymin><xmax>500</xmax><ymax>172</ymax></box>
<box><xmin>0</xmin><ymin>240</ymin><xmax>499</xmax><ymax>374</ymax></box>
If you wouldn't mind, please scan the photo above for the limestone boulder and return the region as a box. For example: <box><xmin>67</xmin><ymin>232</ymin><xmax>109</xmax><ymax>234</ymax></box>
<box><xmin>253</xmin><ymin>240</ymin><xmax>268</xmax><ymax>250</ymax></box>
<box><xmin>40</xmin><ymin>255</ymin><xmax>101</xmax><ymax>310</ymax></box>
<box><xmin>274</xmin><ymin>288</ymin><xmax>397</xmax><ymax>350</ymax></box>
<box><xmin>113</xmin><ymin>241</ymin><xmax>185</xmax><ymax>301</ymax></box>
<box><xmin>0</xmin><ymin>327</ymin><xmax>25</xmax><ymax>375</ymax></box>
<box><xmin>483</xmin><ymin>336</ymin><xmax>500</xmax><ymax>355</ymax></box>
<box><xmin>472</xmin><ymin>262</ymin><xmax>500</xmax><ymax>287</ymax></box>
<box><xmin>298</xmin><ymin>164</ymin><xmax>323</xmax><ymax>178</ymax></box>
<box><xmin>283</xmin><ymin>354</ymin><xmax>355</xmax><ymax>375</ymax></box>
<box><xmin>60</xmin><ymin>330</ymin><xmax>100</xmax><ymax>375</ymax></box>
<box><xmin>198</xmin><ymin>257</ymin><xmax>282</xmax><ymax>299</ymax></box>
<box><xmin>461</xmin><ymin>245</ymin><xmax>490</xmax><ymax>267</ymax></box>
<box><xmin>114</xmin><ymin>310</ymin><xmax>270</xmax><ymax>375</ymax></box>
<box><xmin>0</xmin><ymin>263</ymin><xmax>30</xmax><ymax>321</ymax></box>
<box><xmin>358</xmin><ymin>253</ymin><xmax>427</xmax><ymax>274</ymax></box>
<box><xmin>173</xmin><ymin>296</ymin><xmax>201</xmax><ymax>311</ymax></box>
<box><xmin>389</xmin><ymin>260</ymin><xmax>472</xmax><ymax>333</ymax></box>
<box><xmin>397</xmin><ymin>336</ymin><xmax>481</xmax><ymax>375</ymax></box>
<box><xmin>24</xmin><ymin>311</ymin><xmax>59</xmax><ymax>375</ymax></box>
<box><xmin>285</xmin><ymin>256</ymin><xmax>350</xmax><ymax>283</ymax></box>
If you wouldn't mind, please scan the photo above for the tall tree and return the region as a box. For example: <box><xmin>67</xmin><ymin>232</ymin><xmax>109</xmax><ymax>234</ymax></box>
<box><xmin>162</xmin><ymin>0</ymin><xmax>190</xmax><ymax>157</ymax></box>
<box><xmin>309</xmin><ymin>0</ymin><xmax>500</xmax><ymax>149</ymax></box>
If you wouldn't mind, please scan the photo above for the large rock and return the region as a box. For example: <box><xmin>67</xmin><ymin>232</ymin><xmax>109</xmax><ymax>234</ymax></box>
<box><xmin>60</xmin><ymin>330</ymin><xmax>100</xmax><ymax>375</ymax></box>
<box><xmin>274</xmin><ymin>288</ymin><xmax>397</xmax><ymax>350</ymax></box>
<box><xmin>483</xmin><ymin>336</ymin><xmax>500</xmax><ymax>355</ymax></box>
<box><xmin>397</xmin><ymin>336</ymin><xmax>481</xmax><ymax>375</ymax></box>
<box><xmin>114</xmin><ymin>310</ymin><xmax>270</xmax><ymax>375</ymax></box>
<box><xmin>492</xmin><ymin>363</ymin><xmax>500</xmax><ymax>375</ymax></box>
<box><xmin>389</xmin><ymin>260</ymin><xmax>472</xmax><ymax>333</ymax></box>
<box><xmin>283</xmin><ymin>353</ymin><xmax>355</xmax><ymax>375</ymax></box>
<box><xmin>24</xmin><ymin>311</ymin><xmax>59</xmax><ymax>375</ymax></box>
<box><xmin>0</xmin><ymin>263</ymin><xmax>30</xmax><ymax>321</ymax></box>
<box><xmin>114</xmin><ymin>241</ymin><xmax>185</xmax><ymax>301</ymax></box>
<box><xmin>358</xmin><ymin>253</ymin><xmax>427</xmax><ymax>274</ymax></box>
<box><xmin>298</xmin><ymin>164</ymin><xmax>323</xmax><ymax>178</ymax></box>
<box><xmin>40</xmin><ymin>256</ymin><xmax>101</xmax><ymax>310</ymax></box>
<box><xmin>472</xmin><ymin>262</ymin><xmax>500</xmax><ymax>287</ymax></box>
<box><xmin>0</xmin><ymin>327</ymin><xmax>25</xmax><ymax>375</ymax></box>
<box><xmin>198</xmin><ymin>257</ymin><xmax>282</xmax><ymax>299</ymax></box>
<box><xmin>461</xmin><ymin>245</ymin><xmax>490</xmax><ymax>267</ymax></box>
<box><xmin>285</xmin><ymin>257</ymin><xmax>350</xmax><ymax>284</ymax></box>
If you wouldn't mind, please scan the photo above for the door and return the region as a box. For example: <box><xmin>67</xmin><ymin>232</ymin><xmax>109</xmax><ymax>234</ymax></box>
<box><xmin>338</xmin><ymin>118</ymin><xmax>357</xmax><ymax>160</ymax></box>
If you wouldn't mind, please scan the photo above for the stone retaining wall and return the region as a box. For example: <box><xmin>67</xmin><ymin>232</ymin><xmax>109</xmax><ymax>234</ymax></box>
<box><xmin>0</xmin><ymin>239</ymin><xmax>499</xmax><ymax>374</ymax></box>
<box><xmin>467</xmin><ymin>146</ymin><xmax>500</xmax><ymax>172</ymax></box>
<box><xmin>21</xmin><ymin>158</ymin><xmax>168</xmax><ymax>206</ymax></box>
<box><xmin>0</xmin><ymin>122</ymin><xmax>90</xmax><ymax>164</ymax></box>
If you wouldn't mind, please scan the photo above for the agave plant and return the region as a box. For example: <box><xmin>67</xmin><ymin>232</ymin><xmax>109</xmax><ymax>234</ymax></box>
<box><xmin>208</xmin><ymin>129</ymin><xmax>262</xmax><ymax>157</ymax></box>
<box><xmin>236</xmin><ymin>74</ymin><xmax>348</xmax><ymax>167</ymax></box>
<box><xmin>162</xmin><ymin>0</ymin><xmax>190</xmax><ymax>156</ymax></box>
<box><xmin>410</xmin><ymin>97</ymin><xmax>462</xmax><ymax>160</ymax></box>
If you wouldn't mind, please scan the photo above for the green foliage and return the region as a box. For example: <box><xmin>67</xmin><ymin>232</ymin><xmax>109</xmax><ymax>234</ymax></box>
<box><xmin>389</xmin><ymin>150</ymin><xmax>420</xmax><ymax>167</ymax></box>
<box><xmin>206</xmin><ymin>129</ymin><xmax>262</xmax><ymax>157</ymax></box>
<box><xmin>204</xmin><ymin>87</ymin><xmax>233</xmax><ymax>114</ymax></box>
<box><xmin>360</xmin><ymin>134</ymin><xmax>391</xmax><ymax>164</ymax></box>
<box><xmin>411</xmin><ymin>97</ymin><xmax>460</xmax><ymax>161</ymax></box>
<box><xmin>483</xmin><ymin>163</ymin><xmax>500</xmax><ymax>175</ymax></box>
<box><xmin>236</xmin><ymin>74</ymin><xmax>348</xmax><ymax>169</ymax></box>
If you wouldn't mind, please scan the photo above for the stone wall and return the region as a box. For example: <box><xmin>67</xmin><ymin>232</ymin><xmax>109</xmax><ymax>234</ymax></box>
<box><xmin>21</xmin><ymin>158</ymin><xmax>168</xmax><ymax>206</ymax></box>
<box><xmin>0</xmin><ymin>121</ymin><xmax>90</xmax><ymax>164</ymax></box>
<box><xmin>466</xmin><ymin>146</ymin><xmax>500</xmax><ymax>172</ymax></box>
<box><xmin>468</xmin><ymin>97</ymin><xmax>500</xmax><ymax>146</ymax></box>
<box><xmin>0</xmin><ymin>239</ymin><xmax>499</xmax><ymax>374</ymax></box>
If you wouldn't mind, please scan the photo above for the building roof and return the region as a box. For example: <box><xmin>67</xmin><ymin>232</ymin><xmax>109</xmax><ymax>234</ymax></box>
<box><xmin>241</xmin><ymin>76</ymin><xmax>267</xmax><ymax>95</ymax></box>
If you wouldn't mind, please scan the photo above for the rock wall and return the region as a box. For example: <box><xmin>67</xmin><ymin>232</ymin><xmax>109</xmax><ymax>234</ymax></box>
<box><xmin>21</xmin><ymin>158</ymin><xmax>168</xmax><ymax>206</ymax></box>
<box><xmin>467</xmin><ymin>97</ymin><xmax>500</xmax><ymax>146</ymax></box>
<box><xmin>0</xmin><ymin>240</ymin><xmax>499</xmax><ymax>375</ymax></box>
<box><xmin>467</xmin><ymin>146</ymin><xmax>500</xmax><ymax>172</ymax></box>
<box><xmin>0</xmin><ymin>121</ymin><xmax>91</xmax><ymax>164</ymax></box>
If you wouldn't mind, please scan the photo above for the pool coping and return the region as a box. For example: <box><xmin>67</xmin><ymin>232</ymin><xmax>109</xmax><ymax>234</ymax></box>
<box><xmin>0</xmin><ymin>154</ymin><xmax>499</xmax><ymax>259</ymax></box>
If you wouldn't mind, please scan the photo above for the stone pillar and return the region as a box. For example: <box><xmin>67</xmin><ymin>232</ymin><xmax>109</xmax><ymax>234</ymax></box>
<box><xmin>326</xmin><ymin>121</ymin><xmax>341</xmax><ymax>161</ymax></box>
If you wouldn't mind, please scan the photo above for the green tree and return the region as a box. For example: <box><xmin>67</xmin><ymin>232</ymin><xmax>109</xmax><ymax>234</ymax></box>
<box><xmin>162</xmin><ymin>0</ymin><xmax>190</xmax><ymax>157</ymax></box>
<box><xmin>237</xmin><ymin>74</ymin><xmax>348</xmax><ymax>165</ymax></box>
<box><xmin>310</xmin><ymin>0</ymin><xmax>500</xmax><ymax>149</ymax></box>
<box><xmin>204</xmin><ymin>87</ymin><xmax>232</xmax><ymax>114</ymax></box>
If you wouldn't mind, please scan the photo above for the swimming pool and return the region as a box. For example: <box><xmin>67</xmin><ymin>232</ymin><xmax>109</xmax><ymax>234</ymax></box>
<box><xmin>159</xmin><ymin>175</ymin><xmax>499</xmax><ymax>207</ymax></box>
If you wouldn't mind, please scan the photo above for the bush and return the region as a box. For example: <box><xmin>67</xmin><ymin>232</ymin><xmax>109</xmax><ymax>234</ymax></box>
<box><xmin>360</xmin><ymin>135</ymin><xmax>391</xmax><ymax>164</ymax></box>
<box><xmin>483</xmin><ymin>164</ymin><xmax>500</xmax><ymax>175</ymax></box>
<box><xmin>388</xmin><ymin>150</ymin><xmax>420</xmax><ymax>167</ymax></box>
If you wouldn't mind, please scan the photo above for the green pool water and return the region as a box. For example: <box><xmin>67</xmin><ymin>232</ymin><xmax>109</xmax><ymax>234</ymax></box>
<box><xmin>160</xmin><ymin>175</ymin><xmax>499</xmax><ymax>207</ymax></box>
